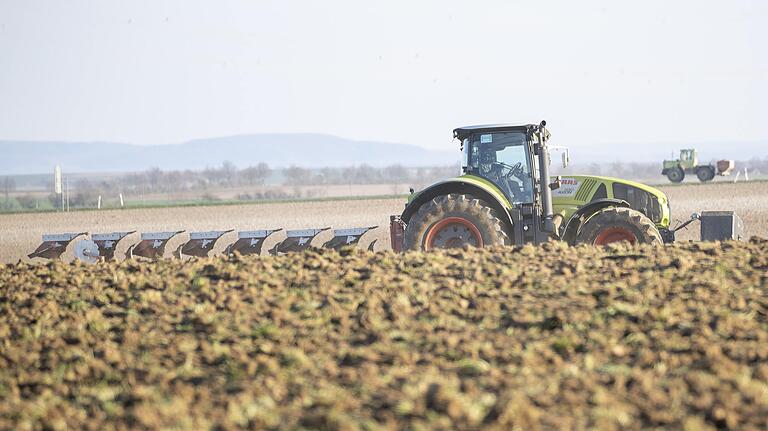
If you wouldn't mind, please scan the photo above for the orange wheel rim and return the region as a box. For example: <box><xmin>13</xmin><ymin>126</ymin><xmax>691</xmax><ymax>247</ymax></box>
<box><xmin>424</xmin><ymin>217</ymin><xmax>483</xmax><ymax>250</ymax></box>
<box><xmin>594</xmin><ymin>227</ymin><xmax>637</xmax><ymax>245</ymax></box>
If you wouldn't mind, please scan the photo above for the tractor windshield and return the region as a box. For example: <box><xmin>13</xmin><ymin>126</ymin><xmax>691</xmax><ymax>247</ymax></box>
<box><xmin>466</xmin><ymin>132</ymin><xmax>534</xmax><ymax>204</ymax></box>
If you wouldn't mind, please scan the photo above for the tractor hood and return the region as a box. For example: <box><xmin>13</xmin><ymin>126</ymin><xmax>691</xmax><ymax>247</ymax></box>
<box><xmin>559</xmin><ymin>175</ymin><xmax>667</xmax><ymax>197</ymax></box>
<box><xmin>552</xmin><ymin>175</ymin><xmax>670</xmax><ymax>228</ymax></box>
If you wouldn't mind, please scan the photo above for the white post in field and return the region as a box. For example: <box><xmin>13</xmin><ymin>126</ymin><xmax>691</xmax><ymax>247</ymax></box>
<box><xmin>54</xmin><ymin>165</ymin><xmax>62</xmax><ymax>211</ymax></box>
<box><xmin>65</xmin><ymin>176</ymin><xmax>70</xmax><ymax>212</ymax></box>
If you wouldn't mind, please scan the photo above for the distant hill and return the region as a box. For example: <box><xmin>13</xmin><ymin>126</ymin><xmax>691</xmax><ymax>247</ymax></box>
<box><xmin>0</xmin><ymin>134</ymin><xmax>459</xmax><ymax>175</ymax></box>
<box><xmin>1</xmin><ymin>133</ymin><xmax>764</xmax><ymax>176</ymax></box>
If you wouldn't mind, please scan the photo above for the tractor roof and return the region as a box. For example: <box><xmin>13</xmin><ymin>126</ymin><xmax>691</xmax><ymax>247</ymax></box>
<box><xmin>453</xmin><ymin>124</ymin><xmax>539</xmax><ymax>140</ymax></box>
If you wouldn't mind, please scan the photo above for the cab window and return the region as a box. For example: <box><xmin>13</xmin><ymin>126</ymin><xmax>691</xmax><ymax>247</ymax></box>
<box><xmin>468</xmin><ymin>132</ymin><xmax>533</xmax><ymax>204</ymax></box>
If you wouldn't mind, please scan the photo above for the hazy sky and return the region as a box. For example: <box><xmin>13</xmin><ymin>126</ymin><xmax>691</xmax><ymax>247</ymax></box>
<box><xmin>0</xmin><ymin>0</ymin><xmax>766</xmax><ymax>154</ymax></box>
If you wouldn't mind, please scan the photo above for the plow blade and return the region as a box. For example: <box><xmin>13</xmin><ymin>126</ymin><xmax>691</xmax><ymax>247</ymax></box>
<box><xmin>127</xmin><ymin>231</ymin><xmax>184</xmax><ymax>259</ymax></box>
<box><xmin>322</xmin><ymin>226</ymin><xmax>378</xmax><ymax>250</ymax></box>
<box><xmin>269</xmin><ymin>228</ymin><xmax>330</xmax><ymax>255</ymax></box>
<box><xmin>28</xmin><ymin>232</ymin><xmax>88</xmax><ymax>260</ymax></box>
<box><xmin>178</xmin><ymin>230</ymin><xmax>234</xmax><ymax>258</ymax></box>
<box><xmin>225</xmin><ymin>229</ymin><xmax>282</xmax><ymax>256</ymax></box>
<box><xmin>91</xmin><ymin>231</ymin><xmax>136</xmax><ymax>261</ymax></box>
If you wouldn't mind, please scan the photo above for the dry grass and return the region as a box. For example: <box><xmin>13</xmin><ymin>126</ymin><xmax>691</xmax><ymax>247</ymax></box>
<box><xmin>0</xmin><ymin>181</ymin><xmax>767</xmax><ymax>263</ymax></box>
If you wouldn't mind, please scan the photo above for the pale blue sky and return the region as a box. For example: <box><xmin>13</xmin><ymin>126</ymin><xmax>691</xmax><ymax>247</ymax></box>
<box><xmin>0</xmin><ymin>0</ymin><xmax>765</xmax><ymax>157</ymax></box>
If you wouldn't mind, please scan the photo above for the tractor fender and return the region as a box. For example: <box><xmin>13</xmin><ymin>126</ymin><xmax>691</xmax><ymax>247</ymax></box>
<box><xmin>561</xmin><ymin>198</ymin><xmax>630</xmax><ymax>245</ymax></box>
<box><xmin>400</xmin><ymin>180</ymin><xmax>515</xmax><ymax>235</ymax></box>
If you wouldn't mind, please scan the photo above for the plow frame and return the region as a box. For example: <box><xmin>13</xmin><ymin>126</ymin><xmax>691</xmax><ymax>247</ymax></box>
<box><xmin>91</xmin><ymin>231</ymin><xmax>136</xmax><ymax>261</ymax></box>
<box><xmin>177</xmin><ymin>230</ymin><xmax>234</xmax><ymax>258</ymax></box>
<box><xmin>322</xmin><ymin>226</ymin><xmax>378</xmax><ymax>250</ymax></box>
<box><xmin>28</xmin><ymin>232</ymin><xmax>88</xmax><ymax>260</ymax></box>
<box><xmin>127</xmin><ymin>231</ymin><xmax>185</xmax><ymax>260</ymax></box>
<box><xmin>225</xmin><ymin>229</ymin><xmax>283</xmax><ymax>256</ymax></box>
<box><xmin>269</xmin><ymin>228</ymin><xmax>330</xmax><ymax>255</ymax></box>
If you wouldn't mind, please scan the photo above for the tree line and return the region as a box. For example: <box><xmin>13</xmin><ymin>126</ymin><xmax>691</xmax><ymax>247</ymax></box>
<box><xmin>0</xmin><ymin>162</ymin><xmax>459</xmax><ymax>211</ymax></box>
<box><xmin>2</xmin><ymin>157</ymin><xmax>767</xmax><ymax>212</ymax></box>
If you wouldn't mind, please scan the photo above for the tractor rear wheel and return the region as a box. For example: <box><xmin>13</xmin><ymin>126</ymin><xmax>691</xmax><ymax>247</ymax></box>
<box><xmin>576</xmin><ymin>207</ymin><xmax>662</xmax><ymax>246</ymax></box>
<box><xmin>666</xmin><ymin>167</ymin><xmax>685</xmax><ymax>183</ymax></box>
<box><xmin>404</xmin><ymin>194</ymin><xmax>510</xmax><ymax>251</ymax></box>
<box><xmin>696</xmin><ymin>166</ymin><xmax>715</xmax><ymax>182</ymax></box>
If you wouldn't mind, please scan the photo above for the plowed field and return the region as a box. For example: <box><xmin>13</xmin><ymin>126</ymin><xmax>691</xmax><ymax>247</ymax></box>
<box><xmin>2</xmin><ymin>240</ymin><xmax>767</xmax><ymax>430</ymax></box>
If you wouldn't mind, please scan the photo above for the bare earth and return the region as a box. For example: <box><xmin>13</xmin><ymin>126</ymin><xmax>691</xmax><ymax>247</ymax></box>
<box><xmin>1</xmin><ymin>181</ymin><xmax>766</xmax><ymax>263</ymax></box>
<box><xmin>2</xmin><ymin>241</ymin><xmax>768</xmax><ymax>429</ymax></box>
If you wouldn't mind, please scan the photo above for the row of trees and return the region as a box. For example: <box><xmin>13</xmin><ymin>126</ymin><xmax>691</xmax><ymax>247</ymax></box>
<box><xmin>282</xmin><ymin>164</ymin><xmax>458</xmax><ymax>186</ymax></box>
<box><xmin>77</xmin><ymin>162</ymin><xmax>457</xmax><ymax>199</ymax></box>
<box><xmin>556</xmin><ymin>157</ymin><xmax>767</xmax><ymax>179</ymax></box>
<box><xmin>3</xmin><ymin>156</ymin><xmax>767</xmax><ymax>212</ymax></box>
<box><xmin>0</xmin><ymin>162</ymin><xmax>460</xmax><ymax>211</ymax></box>
<box><xmin>119</xmin><ymin>162</ymin><xmax>272</xmax><ymax>194</ymax></box>
<box><xmin>1</xmin><ymin>177</ymin><xmax>15</xmax><ymax>210</ymax></box>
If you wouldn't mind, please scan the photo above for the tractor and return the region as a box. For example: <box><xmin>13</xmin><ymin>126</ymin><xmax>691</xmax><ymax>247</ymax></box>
<box><xmin>390</xmin><ymin>121</ymin><xmax>676</xmax><ymax>251</ymax></box>
<box><xmin>662</xmin><ymin>149</ymin><xmax>735</xmax><ymax>183</ymax></box>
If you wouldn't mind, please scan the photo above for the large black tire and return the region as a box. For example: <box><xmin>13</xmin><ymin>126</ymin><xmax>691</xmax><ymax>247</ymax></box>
<box><xmin>403</xmin><ymin>194</ymin><xmax>510</xmax><ymax>251</ymax></box>
<box><xmin>666</xmin><ymin>167</ymin><xmax>685</xmax><ymax>183</ymax></box>
<box><xmin>696</xmin><ymin>166</ymin><xmax>715</xmax><ymax>182</ymax></box>
<box><xmin>576</xmin><ymin>207</ymin><xmax>662</xmax><ymax>246</ymax></box>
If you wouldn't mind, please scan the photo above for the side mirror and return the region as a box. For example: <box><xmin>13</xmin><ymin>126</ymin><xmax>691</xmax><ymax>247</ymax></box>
<box><xmin>561</xmin><ymin>150</ymin><xmax>570</xmax><ymax>169</ymax></box>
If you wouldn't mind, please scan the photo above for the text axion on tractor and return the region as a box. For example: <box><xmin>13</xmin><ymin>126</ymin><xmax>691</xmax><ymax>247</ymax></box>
<box><xmin>389</xmin><ymin>121</ymin><xmax>742</xmax><ymax>251</ymax></box>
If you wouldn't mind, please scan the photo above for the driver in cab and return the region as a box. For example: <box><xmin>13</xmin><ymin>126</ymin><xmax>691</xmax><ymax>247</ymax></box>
<box><xmin>478</xmin><ymin>146</ymin><xmax>531</xmax><ymax>203</ymax></box>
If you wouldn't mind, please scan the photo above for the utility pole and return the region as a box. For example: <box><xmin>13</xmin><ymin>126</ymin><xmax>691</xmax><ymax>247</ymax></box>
<box><xmin>54</xmin><ymin>165</ymin><xmax>62</xmax><ymax>211</ymax></box>
<box><xmin>66</xmin><ymin>176</ymin><xmax>70</xmax><ymax>212</ymax></box>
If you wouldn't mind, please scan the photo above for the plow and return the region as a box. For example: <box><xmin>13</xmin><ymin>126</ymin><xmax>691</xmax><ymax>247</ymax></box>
<box><xmin>28</xmin><ymin>226</ymin><xmax>379</xmax><ymax>263</ymax></box>
<box><xmin>26</xmin><ymin>121</ymin><xmax>745</xmax><ymax>263</ymax></box>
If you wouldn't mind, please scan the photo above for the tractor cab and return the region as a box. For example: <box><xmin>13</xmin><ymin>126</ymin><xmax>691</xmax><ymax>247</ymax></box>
<box><xmin>459</xmin><ymin>126</ymin><xmax>537</xmax><ymax>205</ymax></box>
<box><xmin>679</xmin><ymin>149</ymin><xmax>698</xmax><ymax>168</ymax></box>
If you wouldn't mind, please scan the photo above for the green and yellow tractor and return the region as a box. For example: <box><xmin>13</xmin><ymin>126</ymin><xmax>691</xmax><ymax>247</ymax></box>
<box><xmin>390</xmin><ymin>122</ymin><xmax>676</xmax><ymax>251</ymax></box>
<box><xmin>662</xmin><ymin>149</ymin><xmax>735</xmax><ymax>183</ymax></box>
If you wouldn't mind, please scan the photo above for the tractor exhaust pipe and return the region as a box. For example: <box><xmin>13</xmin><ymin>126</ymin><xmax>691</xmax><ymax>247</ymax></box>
<box><xmin>536</xmin><ymin>121</ymin><xmax>555</xmax><ymax>234</ymax></box>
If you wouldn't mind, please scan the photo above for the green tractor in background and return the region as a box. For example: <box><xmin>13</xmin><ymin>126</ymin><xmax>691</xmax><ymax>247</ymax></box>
<box><xmin>662</xmin><ymin>149</ymin><xmax>735</xmax><ymax>183</ymax></box>
<box><xmin>390</xmin><ymin>122</ymin><xmax>676</xmax><ymax>251</ymax></box>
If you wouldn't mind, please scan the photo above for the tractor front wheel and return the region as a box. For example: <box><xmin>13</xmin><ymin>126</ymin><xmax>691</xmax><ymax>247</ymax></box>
<box><xmin>404</xmin><ymin>194</ymin><xmax>510</xmax><ymax>251</ymax></box>
<box><xmin>666</xmin><ymin>167</ymin><xmax>685</xmax><ymax>183</ymax></box>
<box><xmin>576</xmin><ymin>207</ymin><xmax>662</xmax><ymax>246</ymax></box>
